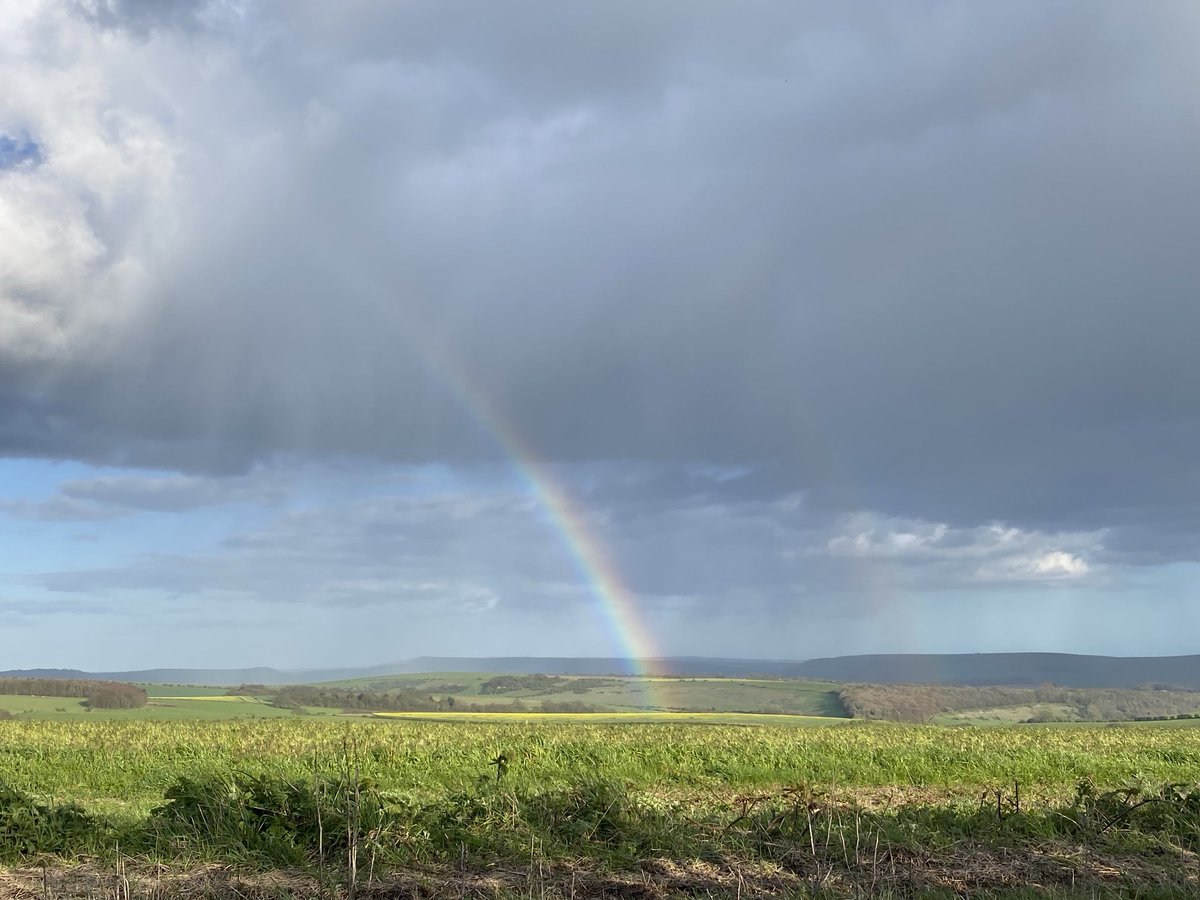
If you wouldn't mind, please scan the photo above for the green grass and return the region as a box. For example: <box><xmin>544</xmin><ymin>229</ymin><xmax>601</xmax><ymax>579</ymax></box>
<box><xmin>0</xmin><ymin>693</ymin><xmax>347</xmax><ymax>722</ymax></box>
<box><xmin>5</xmin><ymin>719</ymin><xmax>1200</xmax><ymax>897</ymax></box>
<box><xmin>934</xmin><ymin>710</ymin><xmax>1200</xmax><ymax>728</ymax></box>
<box><xmin>323</xmin><ymin>671</ymin><xmax>849</xmax><ymax>716</ymax></box>
<box><xmin>932</xmin><ymin>704</ymin><xmax>1081</xmax><ymax>725</ymax></box>
<box><xmin>0</xmin><ymin>694</ymin><xmax>91</xmax><ymax>717</ymax></box>
<box><xmin>4</xmin><ymin>719</ymin><xmax>1200</xmax><ymax>816</ymax></box>
<box><xmin>3</xmin><ymin>673</ymin><xmax>847</xmax><ymax>722</ymax></box>
<box><xmin>7</xmin><ymin>675</ymin><xmax>1200</xmax><ymax>896</ymax></box>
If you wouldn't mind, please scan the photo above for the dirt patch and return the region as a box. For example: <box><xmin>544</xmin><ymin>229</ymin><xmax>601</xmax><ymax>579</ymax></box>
<box><xmin>2</xmin><ymin>844</ymin><xmax>1197</xmax><ymax>900</ymax></box>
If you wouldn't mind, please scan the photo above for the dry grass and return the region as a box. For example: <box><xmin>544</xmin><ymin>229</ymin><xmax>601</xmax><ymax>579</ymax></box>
<box><xmin>2</xmin><ymin>838</ymin><xmax>1197</xmax><ymax>900</ymax></box>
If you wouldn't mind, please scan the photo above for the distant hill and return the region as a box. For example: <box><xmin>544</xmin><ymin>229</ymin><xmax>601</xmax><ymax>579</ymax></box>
<box><xmin>791</xmin><ymin>653</ymin><xmax>1200</xmax><ymax>689</ymax></box>
<box><xmin>3</xmin><ymin>652</ymin><xmax>1200</xmax><ymax>688</ymax></box>
<box><xmin>391</xmin><ymin>657</ymin><xmax>794</xmax><ymax>677</ymax></box>
<box><xmin>0</xmin><ymin>666</ymin><xmax>323</xmax><ymax>686</ymax></box>
<box><xmin>0</xmin><ymin>658</ymin><xmax>791</xmax><ymax>685</ymax></box>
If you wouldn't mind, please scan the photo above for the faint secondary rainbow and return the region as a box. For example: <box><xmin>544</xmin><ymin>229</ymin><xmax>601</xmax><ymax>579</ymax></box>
<box><xmin>419</xmin><ymin>341</ymin><xmax>664</xmax><ymax>680</ymax></box>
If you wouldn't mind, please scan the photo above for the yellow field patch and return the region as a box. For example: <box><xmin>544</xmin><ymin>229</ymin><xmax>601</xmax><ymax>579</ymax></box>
<box><xmin>372</xmin><ymin>710</ymin><xmax>839</xmax><ymax>725</ymax></box>
<box><xmin>152</xmin><ymin>695</ymin><xmax>263</xmax><ymax>703</ymax></box>
<box><xmin>637</xmin><ymin>677</ymin><xmax>817</xmax><ymax>685</ymax></box>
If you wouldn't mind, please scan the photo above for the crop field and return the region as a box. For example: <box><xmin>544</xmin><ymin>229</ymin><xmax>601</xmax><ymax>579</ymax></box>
<box><xmin>142</xmin><ymin>685</ymin><xmax>236</xmax><ymax>698</ymax></box>
<box><xmin>3</xmin><ymin>718</ymin><xmax>1200</xmax><ymax>898</ymax></box>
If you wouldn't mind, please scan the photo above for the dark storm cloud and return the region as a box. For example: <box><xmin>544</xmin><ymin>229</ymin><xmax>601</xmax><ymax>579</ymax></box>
<box><xmin>3</xmin><ymin>1</ymin><xmax>1200</xmax><ymax>555</ymax></box>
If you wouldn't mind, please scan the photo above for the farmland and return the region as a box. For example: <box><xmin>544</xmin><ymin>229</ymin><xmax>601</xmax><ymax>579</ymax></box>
<box><xmin>3</xmin><ymin>717</ymin><xmax>1200</xmax><ymax>897</ymax></box>
<box><xmin>0</xmin><ymin>674</ymin><xmax>850</xmax><ymax>723</ymax></box>
<box><xmin>4</xmin><ymin>676</ymin><xmax>1200</xmax><ymax>896</ymax></box>
<box><xmin>0</xmin><ymin>690</ymin><xmax>324</xmax><ymax>722</ymax></box>
<box><xmin>322</xmin><ymin>672</ymin><xmax>849</xmax><ymax>716</ymax></box>
<box><xmin>9</xmin><ymin>673</ymin><xmax>1200</xmax><ymax>726</ymax></box>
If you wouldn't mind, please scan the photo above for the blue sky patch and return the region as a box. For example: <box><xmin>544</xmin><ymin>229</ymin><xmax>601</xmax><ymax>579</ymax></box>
<box><xmin>0</xmin><ymin>132</ymin><xmax>43</xmax><ymax>169</ymax></box>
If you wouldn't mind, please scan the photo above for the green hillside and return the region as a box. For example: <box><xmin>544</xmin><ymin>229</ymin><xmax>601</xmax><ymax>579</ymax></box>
<box><xmin>318</xmin><ymin>672</ymin><xmax>848</xmax><ymax>716</ymax></box>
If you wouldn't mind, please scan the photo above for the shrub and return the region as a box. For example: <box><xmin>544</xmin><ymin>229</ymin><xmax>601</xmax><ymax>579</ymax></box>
<box><xmin>0</xmin><ymin>783</ymin><xmax>103</xmax><ymax>857</ymax></box>
<box><xmin>151</xmin><ymin>772</ymin><xmax>401</xmax><ymax>866</ymax></box>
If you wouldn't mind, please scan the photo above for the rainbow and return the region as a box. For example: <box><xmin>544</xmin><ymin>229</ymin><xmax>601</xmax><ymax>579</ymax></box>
<box><xmin>419</xmin><ymin>340</ymin><xmax>664</xmax><ymax>679</ymax></box>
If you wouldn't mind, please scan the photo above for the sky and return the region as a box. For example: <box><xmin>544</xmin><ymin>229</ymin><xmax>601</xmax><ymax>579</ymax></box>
<box><xmin>2</xmin><ymin>1</ymin><xmax>1200</xmax><ymax>670</ymax></box>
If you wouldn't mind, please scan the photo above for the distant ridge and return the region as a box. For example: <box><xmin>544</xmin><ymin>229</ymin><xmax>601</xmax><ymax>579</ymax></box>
<box><xmin>3</xmin><ymin>652</ymin><xmax>1200</xmax><ymax>688</ymax></box>
<box><xmin>0</xmin><ymin>658</ymin><xmax>791</xmax><ymax>685</ymax></box>
<box><xmin>791</xmin><ymin>653</ymin><xmax>1200</xmax><ymax>690</ymax></box>
<box><xmin>0</xmin><ymin>666</ymin><xmax>298</xmax><ymax>686</ymax></box>
<box><xmin>394</xmin><ymin>656</ymin><xmax>791</xmax><ymax>677</ymax></box>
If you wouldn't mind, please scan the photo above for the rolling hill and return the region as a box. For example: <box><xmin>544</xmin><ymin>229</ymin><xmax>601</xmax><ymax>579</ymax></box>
<box><xmin>5</xmin><ymin>652</ymin><xmax>1200</xmax><ymax>688</ymax></box>
<box><xmin>790</xmin><ymin>653</ymin><xmax>1200</xmax><ymax>689</ymax></box>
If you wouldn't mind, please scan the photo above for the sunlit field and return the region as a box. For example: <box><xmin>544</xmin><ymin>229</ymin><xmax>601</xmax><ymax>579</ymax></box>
<box><xmin>0</xmin><ymin>691</ymin><xmax>317</xmax><ymax>721</ymax></box>
<box><xmin>325</xmin><ymin>672</ymin><xmax>849</xmax><ymax>716</ymax></box>
<box><xmin>3</xmin><ymin>717</ymin><xmax>1200</xmax><ymax>896</ymax></box>
<box><xmin>7</xmin><ymin>677</ymin><xmax>1200</xmax><ymax>897</ymax></box>
<box><xmin>371</xmin><ymin>710</ymin><xmax>840</xmax><ymax>725</ymax></box>
<box><xmin>5</xmin><ymin>718</ymin><xmax>1200</xmax><ymax>812</ymax></box>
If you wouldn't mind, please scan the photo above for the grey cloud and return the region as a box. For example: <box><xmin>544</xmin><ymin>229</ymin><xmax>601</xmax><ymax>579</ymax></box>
<box><xmin>59</xmin><ymin>472</ymin><xmax>287</xmax><ymax>512</ymax></box>
<box><xmin>37</xmin><ymin>489</ymin><xmax>573</xmax><ymax>608</ymax></box>
<box><xmin>0</xmin><ymin>595</ymin><xmax>97</xmax><ymax>618</ymax></box>
<box><xmin>2</xmin><ymin>2</ymin><xmax>1199</xmax><ymax>554</ymax></box>
<box><xmin>72</xmin><ymin>0</ymin><xmax>211</xmax><ymax>35</ymax></box>
<box><xmin>0</xmin><ymin>495</ymin><xmax>121</xmax><ymax>522</ymax></box>
<box><xmin>34</xmin><ymin>475</ymin><xmax>1106</xmax><ymax>629</ymax></box>
<box><xmin>0</xmin><ymin>471</ymin><xmax>287</xmax><ymax>520</ymax></box>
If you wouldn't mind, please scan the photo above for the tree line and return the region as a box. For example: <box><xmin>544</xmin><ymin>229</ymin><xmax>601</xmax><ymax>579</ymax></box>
<box><xmin>268</xmin><ymin>685</ymin><xmax>596</xmax><ymax>713</ymax></box>
<box><xmin>479</xmin><ymin>674</ymin><xmax>603</xmax><ymax>695</ymax></box>
<box><xmin>0</xmin><ymin>678</ymin><xmax>147</xmax><ymax>709</ymax></box>
<box><xmin>480</xmin><ymin>674</ymin><xmax>568</xmax><ymax>694</ymax></box>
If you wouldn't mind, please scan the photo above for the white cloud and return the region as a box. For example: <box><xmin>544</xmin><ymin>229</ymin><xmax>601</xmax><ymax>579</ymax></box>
<box><xmin>824</xmin><ymin>513</ymin><xmax>1102</xmax><ymax>585</ymax></box>
<box><xmin>0</xmin><ymin>2</ymin><xmax>184</xmax><ymax>362</ymax></box>
<box><xmin>975</xmin><ymin>549</ymin><xmax>1090</xmax><ymax>582</ymax></box>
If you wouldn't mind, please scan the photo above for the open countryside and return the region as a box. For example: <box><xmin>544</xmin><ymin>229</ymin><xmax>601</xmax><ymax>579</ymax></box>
<box><xmin>5</xmin><ymin>2</ymin><xmax>1200</xmax><ymax>897</ymax></box>
<box><xmin>8</xmin><ymin>668</ymin><xmax>1200</xmax><ymax>724</ymax></box>
<box><xmin>5</xmin><ymin>664</ymin><xmax>1200</xmax><ymax>896</ymax></box>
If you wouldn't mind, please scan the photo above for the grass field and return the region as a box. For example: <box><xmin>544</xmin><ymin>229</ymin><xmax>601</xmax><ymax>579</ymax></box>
<box><xmin>932</xmin><ymin>704</ymin><xmax>1082</xmax><ymax>726</ymax></box>
<box><xmin>371</xmin><ymin>710</ymin><xmax>842</xmax><ymax>725</ymax></box>
<box><xmin>325</xmin><ymin>672</ymin><xmax>849</xmax><ymax>716</ymax></box>
<box><xmin>1</xmin><ymin>675</ymin><xmax>848</xmax><ymax>722</ymax></box>
<box><xmin>4</xmin><ymin>678</ymin><xmax>1200</xmax><ymax>896</ymax></box>
<box><xmin>0</xmin><ymin>691</ymin><xmax>335</xmax><ymax>721</ymax></box>
<box><xmin>3</xmin><ymin>718</ymin><xmax>1200</xmax><ymax>897</ymax></box>
<box><xmin>932</xmin><ymin>707</ymin><xmax>1200</xmax><ymax>727</ymax></box>
<box><xmin>6</xmin><ymin>719</ymin><xmax>1200</xmax><ymax>808</ymax></box>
